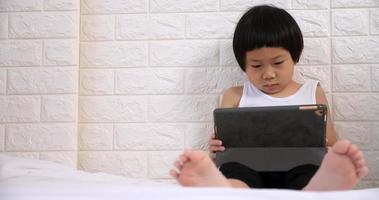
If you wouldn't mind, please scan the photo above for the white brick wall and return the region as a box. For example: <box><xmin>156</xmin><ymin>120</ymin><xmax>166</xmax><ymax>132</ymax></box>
<box><xmin>0</xmin><ymin>40</ymin><xmax>42</xmax><ymax>66</ymax></box>
<box><xmin>0</xmin><ymin>13</ymin><xmax>7</xmax><ymax>39</ymax></box>
<box><xmin>80</xmin><ymin>42</ymin><xmax>148</xmax><ymax>66</ymax></box>
<box><xmin>0</xmin><ymin>0</ymin><xmax>42</xmax><ymax>12</ymax></box>
<box><xmin>5</xmin><ymin>123</ymin><xmax>77</xmax><ymax>151</ymax></box>
<box><xmin>0</xmin><ymin>0</ymin><xmax>79</xmax><ymax>167</ymax></box>
<box><xmin>0</xmin><ymin>69</ymin><xmax>6</xmax><ymax>94</ymax></box>
<box><xmin>0</xmin><ymin>0</ymin><xmax>378</xmax><ymax>188</ymax></box>
<box><xmin>9</xmin><ymin>12</ymin><xmax>77</xmax><ymax>38</ymax></box>
<box><xmin>7</xmin><ymin>68</ymin><xmax>77</xmax><ymax>94</ymax></box>
<box><xmin>0</xmin><ymin>124</ymin><xmax>4</xmax><ymax>151</ymax></box>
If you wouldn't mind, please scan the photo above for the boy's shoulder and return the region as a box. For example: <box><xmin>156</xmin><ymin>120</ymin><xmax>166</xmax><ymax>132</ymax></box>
<box><xmin>221</xmin><ymin>86</ymin><xmax>243</xmax><ymax>108</ymax></box>
<box><xmin>223</xmin><ymin>86</ymin><xmax>243</xmax><ymax>96</ymax></box>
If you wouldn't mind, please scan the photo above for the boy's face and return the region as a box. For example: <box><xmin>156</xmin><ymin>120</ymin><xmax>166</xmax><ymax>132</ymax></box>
<box><xmin>244</xmin><ymin>47</ymin><xmax>295</xmax><ymax>95</ymax></box>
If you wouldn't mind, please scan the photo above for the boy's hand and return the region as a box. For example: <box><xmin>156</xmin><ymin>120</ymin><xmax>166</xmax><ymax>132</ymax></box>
<box><xmin>209</xmin><ymin>132</ymin><xmax>225</xmax><ymax>160</ymax></box>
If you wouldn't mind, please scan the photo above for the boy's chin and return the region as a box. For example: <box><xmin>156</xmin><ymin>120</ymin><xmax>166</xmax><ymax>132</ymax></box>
<box><xmin>261</xmin><ymin>85</ymin><xmax>282</xmax><ymax>94</ymax></box>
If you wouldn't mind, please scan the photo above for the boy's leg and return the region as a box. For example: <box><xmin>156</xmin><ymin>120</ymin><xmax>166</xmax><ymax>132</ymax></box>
<box><xmin>303</xmin><ymin>140</ymin><xmax>369</xmax><ymax>191</ymax></box>
<box><xmin>228</xmin><ymin>179</ymin><xmax>250</xmax><ymax>188</ymax></box>
<box><xmin>284</xmin><ymin>164</ymin><xmax>319</xmax><ymax>190</ymax></box>
<box><xmin>219</xmin><ymin>162</ymin><xmax>264</xmax><ymax>188</ymax></box>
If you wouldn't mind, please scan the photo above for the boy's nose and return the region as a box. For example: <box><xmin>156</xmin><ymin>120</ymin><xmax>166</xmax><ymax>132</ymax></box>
<box><xmin>262</xmin><ymin>67</ymin><xmax>276</xmax><ymax>79</ymax></box>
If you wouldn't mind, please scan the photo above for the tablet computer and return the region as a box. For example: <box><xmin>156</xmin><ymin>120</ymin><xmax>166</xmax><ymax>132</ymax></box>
<box><xmin>213</xmin><ymin>104</ymin><xmax>327</xmax><ymax>171</ymax></box>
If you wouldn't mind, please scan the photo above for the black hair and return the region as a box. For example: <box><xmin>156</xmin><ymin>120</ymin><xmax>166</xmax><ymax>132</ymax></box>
<box><xmin>233</xmin><ymin>5</ymin><xmax>303</xmax><ymax>71</ymax></box>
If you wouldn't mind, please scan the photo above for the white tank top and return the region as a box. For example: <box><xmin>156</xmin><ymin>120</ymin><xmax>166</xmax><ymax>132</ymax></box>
<box><xmin>239</xmin><ymin>79</ymin><xmax>319</xmax><ymax>107</ymax></box>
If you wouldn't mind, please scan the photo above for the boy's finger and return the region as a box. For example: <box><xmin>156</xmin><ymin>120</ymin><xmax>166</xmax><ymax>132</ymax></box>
<box><xmin>179</xmin><ymin>154</ymin><xmax>188</xmax><ymax>163</ymax></box>
<box><xmin>209</xmin><ymin>146</ymin><xmax>219</xmax><ymax>152</ymax></box>
<box><xmin>210</xmin><ymin>140</ymin><xmax>222</xmax><ymax>146</ymax></box>
<box><xmin>169</xmin><ymin>169</ymin><xmax>179</xmax><ymax>178</ymax></box>
<box><xmin>174</xmin><ymin>160</ymin><xmax>183</xmax><ymax>170</ymax></box>
<box><xmin>210</xmin><ymin>146</ymin><xmax>225</xmax><ymax>152</ymax></box>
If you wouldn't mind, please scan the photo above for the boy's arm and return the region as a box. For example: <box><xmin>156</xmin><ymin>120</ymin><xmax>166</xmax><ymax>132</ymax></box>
<box><xmin>220</xmin><ymin>86</ymin><xmax>243</xmax><ymax>108</ymax></box>
<box><xmin>315</xmin><ymin>85</ymin><xmax>337</xmax><ymax>146</ymax></box>
<box><xmin>210</xmin><ymin>86</ymin><xmax>243</xmax><ymax>156</ymax></box>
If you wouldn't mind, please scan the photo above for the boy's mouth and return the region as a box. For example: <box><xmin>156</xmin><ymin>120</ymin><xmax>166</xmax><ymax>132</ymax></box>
<box><xmin>263</xmin><ymin>83</ymin><xmax>279</xmax><ymax>90</ymax></box>
<box><xmin>264</xmin><ymin>83</ymin><xmax>279</xmax><ymax>87</ymax></box>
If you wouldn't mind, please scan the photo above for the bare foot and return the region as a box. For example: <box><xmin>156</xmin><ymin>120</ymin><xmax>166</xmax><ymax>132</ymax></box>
<box><xmin>170</xmin><ymin>149</ymin><xmax>231</xmax><ymax>187</ymax></box>
<box><xmin>304</xmin><ymin>140</ymin><xmax>369</xmax><ymax>191</ymax></box>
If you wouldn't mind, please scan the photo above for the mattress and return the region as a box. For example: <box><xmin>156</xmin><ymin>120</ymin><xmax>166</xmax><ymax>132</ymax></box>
<box><xmin>0</xmin><ymin>155</ymin><xmax>378</xmax><ymax>200</ymax></box>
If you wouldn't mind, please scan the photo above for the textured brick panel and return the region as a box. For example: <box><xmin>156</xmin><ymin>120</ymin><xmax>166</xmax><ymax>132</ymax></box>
<box><xmin>8</xmin><ymin>68</ymin><xmax>77</xmax><ymax>94</ymax></box>
<box><xmin>0</xmin><ymin>125</ymin><xmax>4</xmax><ymax>151</ymax></box>
<box><xmin>44</xmin><ymin>39</ymin><xmax>78</xmax><ymax>65</ymax></box>
<box><xmin>40</xmin><ymin>151</ymin><xmax>77</xmax><ymax>167</ymax></box>
<box><xmin>333</xmin><ymin>65</ymin><xmax>371</xmax><ymax>92</ymax></box>
<box><xmin>293</xmin><ymin>0</ymin><xmax>329</xmax><ymax>9</ymax></box>
<box><xmin>371</xmin><ymin>10</ymin><xmax>379</xmax><ymax>35</ymax></box>
<box><xmin>81</xmin><ymin>15</ymin><xmax>114</xmax><ymax>41</ymax></box>
<box><xmin>150</xmin><ymin>41</ymin><xmax>219</xmax><ymax>66</ymax></box>
<box><xmin>0</xmin><ymin>40</ymin><xmax>42</xmax><ymax>66</ymax></box>
<box><xmin>0</xmin><ymin>96</ymin><xmax>40</xmax><ymax>122</ymax></box>
<box><xmin>371</xmin><ymin>123</ymin><xmax>379</xmax><ymax>151</ymax></box>
<box><xmin>332</xmin><ymin>0</ymin><xmax>379</xmax><ymax>8</ymax></box>
<box><xmin>78</xmin><ymin>151</ymin><xmax>147</xmax><ymax>178</ymax></box>
<box><xmin>334</xmin><ymin>122</ymin><xmax>371</xmax><ymax>150</ymax></box>
<box><xmin>41</xmin><ymin>95</ymin><xmax>77</xmax><ymax>122</ymax></box>
<box><xmin>150</xmin><ymin>0</ymin><xmax>218</xmax><ymax>12</ymax></box>
<box><xmin>78</xmin><ymin>124</ymin><xmax>113</xmax><ymax>150</ymax></box>
<box><xmin>148</xmin><ymin>95</ymin><xmax>218</xmax><ymax>122</ymax></box>
<box><xmin>6</xmin><ymin>123</ymin><xmax>77</xmax><ymax>151</ymax></box>
<box><xmin>44</xmin><ymin>0</ymin><xmax>80</xmax><ymax>10</ymax></box>
<box><xmin>115</xmin><ymin>68</ymin><xmax>184</xmax><ymax>94</ymax></box>
<box><xmin>116</xmin><ymin>14</ymin><xmax>185</xmax><ymax>40</ymax></box>
<box><xmin>332</xmin><ymin>10</ymin><xmax>369</xmax><ymax>36</ymax></box>
<box><xmin>0</xmin><ymin>14</ymin><xmax>7</xmax><ymax>39</ymax></box>
<box><xmin>220</xmin><ymin>40</ymin><xmax>239</xmax><ymax>67</ymax></box>
<box><xmin>148</xmin><ymin>151</ymin><xmax>180</xmax><ymax>178</ymax></box>
<box><xmin>300</xmin><ymin>38</ymin><xmax>330</xmax><ymax>64</ymax></box>
<box><xmin>365</xmin><ymin>151</ymin><xmax>379</xmax><ymax>180</ymax></box>
<box><xmin>333</xmin><ymin>93</ymin><xmax>379</xmax><ymax>120</ymax></box>
<box><xmin>2</xmin><ymin>152</ymin><xmax>40</xmax><ymax>160</ymax></box>
<box><xmin>184</xmin><ymin>67</ymin><xmax>245</xmax><ymax>93</ymax></box>
<box><xmin>333</xmin><ymin>37</ymin><xmax>379</xmax><ymax>63</ymax></box>
<box><xmin>220</xmin><ymin>0</ymin><xmax>291</xmax><ymax>10</ymax></box>
<box><xmin>0</xmin><ymin>0</ymin><xmax>42</xmax><ymax>11</ymax></box>
<box><xmin>373</xmin><ymin>65</ymin><xmax>379</xmax><ymax>91</ymax></box>
<box><xmin>114</xmin><ymin>123</ymin><xmax>185</xmax><ymax>150</ymax></box>
<box><xmin>185</xmin><ymin>123</ymin><xmax>213</xmax><ymax>150</ymax></box>
<box><xmin>81</xmin><ymin>0</ymin><xmax>147</xmax><ymax>14</ymax></box>
<box><xmin>9</xmin><ymin>13</ymin><xmax>77</xmax><ymax>38</ymax></box>
<box><xmin>186</xmin><ymin>13</ymin><xmax>239</xmax><ymax>39</ymax></box>
<box><xmin>80</xmin><ymin>42</ymin><xmax>147</xmax><ymax>66</ymax></box>
<box><xmin>0</xmin><ymin>69</ymin><xmax>5</xmax><ymax>95</ymax></box>
<box><xmin>80</xmin><ymin>69</ymin><xmax>114</xmax><ymax>95</ymax></box>
<box><xmin>291</xmin><ymin>10</ymin><xmax>329</xmax><ymax>37</ymax></box>
<box><xmin>149</xmin><ymin>14</ymin><xmax>185</xmax><ymax>39</ymax></box>
<box><xmin>79</xmin><ymin>96</ymin><xmax>147</xmax><ymax>122</ymax></box>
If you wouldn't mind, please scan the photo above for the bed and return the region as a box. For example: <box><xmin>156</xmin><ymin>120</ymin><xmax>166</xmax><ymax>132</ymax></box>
<box><xmin>0</xmin><ymin>155</ymin><xmax>378</xmax><ymax>200</ymax></box>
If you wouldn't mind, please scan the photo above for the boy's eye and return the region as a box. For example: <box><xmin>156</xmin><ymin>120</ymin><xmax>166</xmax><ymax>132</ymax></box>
<box><xmin>274</xmin><ymin>61</ymin><xmax>284</xmax><ymax>65</ymax></box>
<box><xmin>251</xmin><ymin>65</ymin><xmax>261</xmax><ymax>68</ymax></box>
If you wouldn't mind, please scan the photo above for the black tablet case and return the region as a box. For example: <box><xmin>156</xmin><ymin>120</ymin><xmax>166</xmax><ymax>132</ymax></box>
<box><xmin>214</xmin><ymin>105</ymin><xmax>327</xmax><ymax>171</ymax></box>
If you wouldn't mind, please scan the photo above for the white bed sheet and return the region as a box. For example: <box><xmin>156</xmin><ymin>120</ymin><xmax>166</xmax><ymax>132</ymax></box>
<box><xmin>0</xmin><ymin>155</ymin><xmax>378</xmax><ymax>200</ymax></box>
